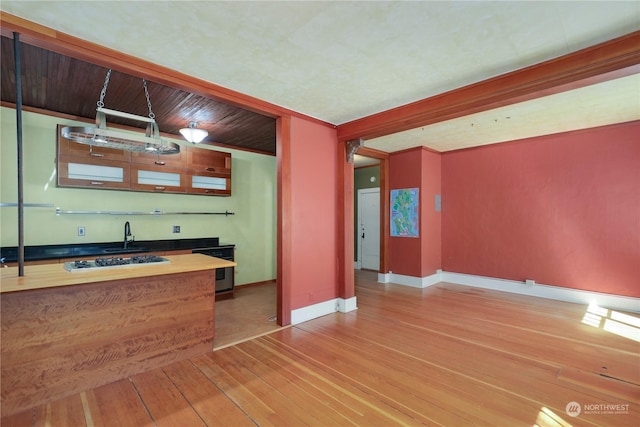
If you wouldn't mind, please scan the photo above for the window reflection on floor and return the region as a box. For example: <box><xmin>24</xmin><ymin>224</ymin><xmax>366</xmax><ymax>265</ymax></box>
<box><xmin>581</xmin><ymin>301</ymin><xmax>640</xmax><ymax>342</ymax></box>
<box><xmin>534</xmin><ymin>406</ymin><xmax>573</xmax><ymax>427</ymax></box>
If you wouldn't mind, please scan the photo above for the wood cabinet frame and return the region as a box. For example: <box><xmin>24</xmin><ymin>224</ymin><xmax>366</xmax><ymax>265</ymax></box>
<box><xmin>57</xmin><ymin>157</ymin><xmax>131</xmax><ymax>190</ymax></box>
<box><xmin>57</xmin><ymin>128</ymin><xmax>231</xmax><ymax>196</ymax></box>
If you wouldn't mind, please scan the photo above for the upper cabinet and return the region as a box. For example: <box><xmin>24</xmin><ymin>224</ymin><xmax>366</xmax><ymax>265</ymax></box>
<box><xmin>185</xmin><ymin>146</ymin><xmax>231</xmax><ymax>196</ymax></box>
<box><xmin>131</xmin><ymin>149</ymin><xmax>186</xmax><ymax>168</ymax></box>
<box><xmin>57</xmin><ymin>157</ymin><xmax>131</xmax><ymax>190</ymax></box>
<box><xmin>57</xmin><ymin>126</ymin><xmax>231</xmax><ymax>196</ymax></box>
<box><xmin>58</xmin><ymin>137</ymin><xmax>131</xmax><ymax>162</ymax></box>
<box><xmin>187</xmin><ymin>146</ymin><xmax>231</xmax><ymax>175</ymax></box>
<box><xmin>57</xmin><ymin>132</ymin><xmax>131</xmax><ymax>190</ymax></box>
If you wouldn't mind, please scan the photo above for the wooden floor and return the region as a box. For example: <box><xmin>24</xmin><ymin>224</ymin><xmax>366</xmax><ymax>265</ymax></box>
<box><xmin>214</xmin><ymin>281</ymin><xmax>282</xmax><ymax>349</ymax></box>
<box><xmin>2</xmin><ymin>271</ymin><xmax>638</xmax><ymax>426</ymax></box>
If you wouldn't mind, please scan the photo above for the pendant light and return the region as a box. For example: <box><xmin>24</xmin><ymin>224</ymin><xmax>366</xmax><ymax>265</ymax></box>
<box><xmin>60</xmin><ymin>69</ymin><xmax>180</xmax><ymax>154</ymax></box>
<box><xmin>180</xmin><ymin>122</ymin><xmax>208</xmax><ymax>144</ymax></box>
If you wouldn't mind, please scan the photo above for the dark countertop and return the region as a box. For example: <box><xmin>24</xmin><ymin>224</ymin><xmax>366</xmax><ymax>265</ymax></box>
<box><xmin>1</xmin><ymin>238</ymin><xmax>234</xmax><ymax>263</ymax></box>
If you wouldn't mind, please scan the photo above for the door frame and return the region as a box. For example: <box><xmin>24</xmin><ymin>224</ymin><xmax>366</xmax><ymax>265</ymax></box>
<box><xmin>350</xmin><ymin>148</ymin><xmax>390</xmax><ymax>275</ymax></box>
<box><xmin>357</xmin><ymin>187</ymin><xmax>380</xmax><ymax>271</ymax></box>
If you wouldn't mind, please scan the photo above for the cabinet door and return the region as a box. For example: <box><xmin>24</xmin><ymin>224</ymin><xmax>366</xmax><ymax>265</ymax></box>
<box><xmin>131</xmin><ymin>149</ymin><xmax>186</xmax><ymax>168</ymax></box>
<box><xmin>187</xmin><ymin>171</ymin><xmax>231</xmax><ymax>196</ymax></box>
<box><xmin>58</xmin><ymin>158</ymin><xmax>131</xmax><ymax>190</ymax></box>
<box><xmin>58</xmin><ymin>131</ymin><xmax>131</xmax><ymax>162</ymax></box>
<box><xmin>187</xmin><ymin>146</ymin><xmax>231</xmax><ymax>175</ymax></box>
<box><xmin>131</xmin><ymin>165</ymin><xmax>186</xmax><ymax>193</ymax></box>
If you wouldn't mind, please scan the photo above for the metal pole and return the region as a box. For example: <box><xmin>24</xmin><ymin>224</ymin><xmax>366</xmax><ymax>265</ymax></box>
<box><xmin>14</xmin><ymin>32</ymin><xmax>25</xmax><ymax>276</ymax></box>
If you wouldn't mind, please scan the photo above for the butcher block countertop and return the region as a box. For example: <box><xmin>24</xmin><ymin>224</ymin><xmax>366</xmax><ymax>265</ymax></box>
<box><xmin>0</xmin><ymin>253</ymin><xmax>235</xmax><ymax>293</ymax></box>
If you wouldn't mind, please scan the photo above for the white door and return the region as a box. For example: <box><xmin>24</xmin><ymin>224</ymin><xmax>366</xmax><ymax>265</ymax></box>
<box><xmin>358</xmin><ymin>188</ymin><xmax>380</xmax><ymax>270</ymax></box>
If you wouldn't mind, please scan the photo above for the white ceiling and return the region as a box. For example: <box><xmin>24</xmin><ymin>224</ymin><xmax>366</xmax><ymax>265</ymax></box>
<box><xmin>366</xmin><ymin>73</ymin><xmax>640</xmax><ymax>153</ymax></box>
<box><xmin>2</xmin><ymin>1</ymin><xmax>639</xmax><ymax>156</ymax></box>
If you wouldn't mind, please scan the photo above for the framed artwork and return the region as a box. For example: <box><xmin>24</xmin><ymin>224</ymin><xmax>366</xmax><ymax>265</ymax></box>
<box><xmin>390</xmin><ymin>188</ymin><xmax>419</xmax><ymax>237</ymax></box>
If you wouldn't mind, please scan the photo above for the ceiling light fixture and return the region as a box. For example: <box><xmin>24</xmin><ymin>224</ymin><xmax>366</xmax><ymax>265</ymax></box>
<box><xmin>179</xmin><ymin>122</ymin><xmax>208</xmax><ymax>144</ymax></box>
<box><xmin>60</xmin><ymin>69</ymin><xmax>179</xmax><ymax>154</ymax></box>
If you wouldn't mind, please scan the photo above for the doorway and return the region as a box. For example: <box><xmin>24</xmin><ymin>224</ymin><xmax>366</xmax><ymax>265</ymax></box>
<box><xmin>358</xmin><ymin>188</ymin><xmax>380</xmax><ymax>270</ymax></box>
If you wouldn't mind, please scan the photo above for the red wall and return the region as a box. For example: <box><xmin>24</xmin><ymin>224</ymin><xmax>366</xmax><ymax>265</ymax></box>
<box><xmin>421</xmin><ymin>148</ymin><xmax>442</xmax><ymax>276</ymax></box>
<box><xmin>442</xmin><ymin>121</ymin><xmax>640</xmax><ymax>297</ymax></box>
<box><xmin>389</xmin><ymin>147</ymin><xmax>442</xmax><ymax>277</ymax></box>
<box><xmin>289</xmin><ymin>117</ymin><xmax>339</xmax><ymax>309</ymax></box>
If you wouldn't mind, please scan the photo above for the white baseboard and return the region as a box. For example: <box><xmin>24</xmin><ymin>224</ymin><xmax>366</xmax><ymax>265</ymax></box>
<box><xmin>338</xmin><ymin>296</ymin><xmax>358</xmax><ymax>313</ymax></box>
<box><xmin>441</xmin><ymin>272</ymin><xmax>639</xmax><ymax>313</ymax></box>
<box><xmin>378</xmin><ymin>270</ymin><xmax>639</xmax><ymax>313</ymax></box>
<box><xmin>379</xmin><ymin>271</ymin><xmax>442</xmax><ymax>288</ymax></box>
<box><xmin>291</xmin><ymin>296</ymin><xmax>358</xmax><ymax>325</ymax></box>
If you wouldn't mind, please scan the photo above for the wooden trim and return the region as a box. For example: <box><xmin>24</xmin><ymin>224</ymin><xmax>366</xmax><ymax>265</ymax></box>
<box><xmin>379</xmin><ymin>157</ymin><xmax>390</xmax><ymax>274</ymax></box>
<box><xmin>352</xmin><ymin>146</ymin><xmax>389</xmax><ymax>274</ymax></box>
<box><xmin>357</xmin><ymin>146</ymin><xmax>390</xmax><ymax>160</ymax></box>
<box><xmin>276</xmin><ymin>116</ymin><xmax>292</xmax><ymax>326</ymax></box>
<box><xmin>0</xmin><ymin>12</ymin><xmax>334</xmax><ymax>129</ymax></box>
<box><xmin>354</xmin><ymin>163</ymin><xmax>379</xmax><ymax>171</ymax></box>
<box><xmin>337</xmin><ymin>141</ymin><xmax>355</xmax><ymax>299</ymax></box>
<box><xmin>337</xmin><ymin>31</ymin><xmax>640</xmax><ymax>141</ymax></box>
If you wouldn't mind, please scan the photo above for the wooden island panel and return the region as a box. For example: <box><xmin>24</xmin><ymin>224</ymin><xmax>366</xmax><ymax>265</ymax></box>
<box><xmin>1</xmin><ymin>263</ymin><xmax>217</xmax><ymax>417</ymax></box>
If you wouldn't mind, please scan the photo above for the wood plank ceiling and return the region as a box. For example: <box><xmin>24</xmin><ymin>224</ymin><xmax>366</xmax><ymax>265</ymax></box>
<box><xmin>1</xmin><ymin>36</ymin><xmax>277</xmax><ymax>155</ymax></box>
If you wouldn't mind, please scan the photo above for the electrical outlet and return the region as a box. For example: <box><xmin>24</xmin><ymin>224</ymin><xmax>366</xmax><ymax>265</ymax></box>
<box><xmin>172</xmin><ymin>225</ymin><xmax>180</xmax><ymax>233</ymax></box>
<box><xmin>525</xmin><ymin>279</ymin><xmax>535</xmax><ymax>286</ymax></box>
<box><xmin>78</xmin><ymin>227</ymin><xmax>85</xmax><ymax>237</ymax></box>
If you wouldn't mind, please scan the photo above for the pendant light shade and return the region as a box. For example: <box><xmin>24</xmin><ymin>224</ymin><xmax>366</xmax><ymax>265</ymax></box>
<box><xmin>180</xmin><ymin>122</ymin><xmax>208</xmax><ymax>143</ymax></box>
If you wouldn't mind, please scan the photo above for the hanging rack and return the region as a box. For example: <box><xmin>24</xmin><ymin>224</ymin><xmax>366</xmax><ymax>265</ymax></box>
<box><xmin>60</xmin><ymin>69</ymin><xmax>180</xmax><ymax>154</ymax></box>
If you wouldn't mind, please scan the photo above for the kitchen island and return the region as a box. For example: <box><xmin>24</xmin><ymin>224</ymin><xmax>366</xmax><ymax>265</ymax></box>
<box><xmin>0</xmin><ymin>254</ymin><xmax>235</xmax><ymax>417</ymax></box>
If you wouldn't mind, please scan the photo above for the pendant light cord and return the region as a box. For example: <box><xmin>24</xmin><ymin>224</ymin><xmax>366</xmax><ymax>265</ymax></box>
<box><xmin>143</xmin><ymin>79</ymin><xmax>156</xmax><ymax>120</ymax></box>
<box><xmin>97</xmin><ymin>68</ymin><xmax>112</xmax><ymax>109</ymax></box>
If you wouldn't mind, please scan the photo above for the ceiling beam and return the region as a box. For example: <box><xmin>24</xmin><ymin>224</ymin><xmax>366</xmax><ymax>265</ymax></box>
<box><xmin>0</xmin><ymin>12</ymin><xmax>334</xmax><ymax>129</ymax></box>
<box><xmin>337</xmin><ymin>31</ymin><xmax>640</xmax><ymax>142</ymax></box>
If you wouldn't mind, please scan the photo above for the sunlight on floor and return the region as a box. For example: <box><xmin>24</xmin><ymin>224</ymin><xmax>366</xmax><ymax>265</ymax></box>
<box><xmin>581</xmin><ymin>301</ymin><xmax>640</xmax><ymax>342</ymax></box>
<box><xmin>533</xmin><ymin>406</ymin><xmax>573</xmax><ymax>427</ymax></box>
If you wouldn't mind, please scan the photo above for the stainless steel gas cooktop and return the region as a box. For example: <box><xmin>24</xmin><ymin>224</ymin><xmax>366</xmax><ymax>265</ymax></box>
<box><xmin>64</xmin><ymin>255</ymin><xmax>169</xmax><ymax>272</ymax></box>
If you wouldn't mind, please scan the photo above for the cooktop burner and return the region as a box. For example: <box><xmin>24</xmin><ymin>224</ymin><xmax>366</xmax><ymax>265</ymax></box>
<box><xmin>64</xmin><ymin>255</ymin><xmax>169</xmax><ymax>272</ymax></box>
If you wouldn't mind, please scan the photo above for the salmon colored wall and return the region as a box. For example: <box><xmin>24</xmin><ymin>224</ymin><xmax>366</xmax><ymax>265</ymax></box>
<box><xmin>289</xmin><ymin>117</ymin><xmax>338</xmax><ymax>309</ymax></box>
<box><xmin>442</xmin><ymin>121</ymin><xmax>640</xmax><ymax>298</ymax></box>
<box><xmin>420</xmin><ymin>148</ymin><xmax>442</xmax><ymax>276</ymax></box>
<box><xmin>389</xmin><ymin>147</ymin><xmax>442</xmax><ymax>277</ymax></box>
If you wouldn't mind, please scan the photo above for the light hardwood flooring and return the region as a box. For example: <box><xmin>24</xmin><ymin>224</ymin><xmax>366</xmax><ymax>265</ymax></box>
<box><xmin>214</xmin><ymin>281</ymin><xmax>283</xmax><ymax>349</ymax></box>
<box><xmin>2</xmin><ymin>271</ymin><xmax>638</xmax><ymax>426</ymax></box>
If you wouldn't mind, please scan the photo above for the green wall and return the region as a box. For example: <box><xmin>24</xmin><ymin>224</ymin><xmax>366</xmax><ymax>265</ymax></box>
<box><xmin>353</xmin><ymin>165</ymin><xmax>380</xmax><ymax>261</ymax></box>
<box><xmin>0</xmin><ymin>107</ymin><xmax>277</xmax><ymax>285</ymax></box>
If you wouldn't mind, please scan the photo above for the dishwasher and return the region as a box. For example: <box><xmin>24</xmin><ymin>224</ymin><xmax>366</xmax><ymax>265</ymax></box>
<box><xmin>192</xmin><ymin>245</ymin><xmax>235</xmax><ymax>297</ymax></box>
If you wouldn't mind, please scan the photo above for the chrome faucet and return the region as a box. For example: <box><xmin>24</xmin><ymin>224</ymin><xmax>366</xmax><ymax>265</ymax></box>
<box><xmin>124</xmin><ymin>221</ymin><xmax>134</xmax><ymax>249</ymax></box>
